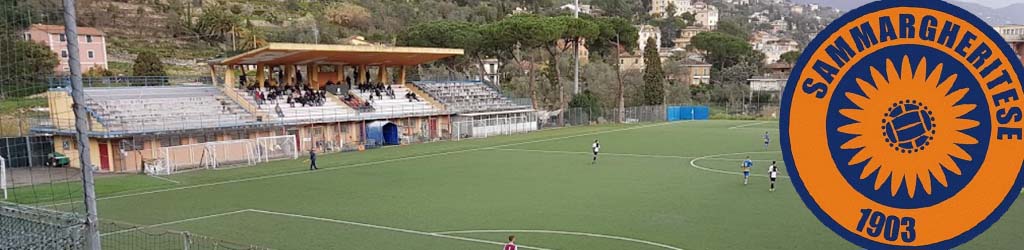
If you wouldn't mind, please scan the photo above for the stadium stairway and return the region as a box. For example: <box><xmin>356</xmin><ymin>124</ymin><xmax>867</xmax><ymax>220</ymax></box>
<box><xmin>82</xmin><ymin>87</ymin><xmax>258</xmax><ymax>132</ymax></box>
<box><xmin>402</xmin><ymin>83</ymin><xmax>447</xmax><ymax>111</ymax></box>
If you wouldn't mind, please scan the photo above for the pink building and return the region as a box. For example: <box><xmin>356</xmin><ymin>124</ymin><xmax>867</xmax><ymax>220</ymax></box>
<box><xmin>24</xmin><ymin>24</ymin><xmax>108</xmax><ymax>73</ymax></box>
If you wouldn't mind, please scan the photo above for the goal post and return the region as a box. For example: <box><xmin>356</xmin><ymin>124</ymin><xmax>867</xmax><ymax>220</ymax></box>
<box><xmin>256</xmin><ymin>135</ymin><xmax>299</xmax><ymax>162</ymax></box>
<box><xmin>1</xmin><ymin>155</ymin><xmax>7</xmax><ymax>200</ymax></box>
<box><xmin>148</xmin><ymin>135</ymin><xmax>297</xmax><ymax>176</ymax></box>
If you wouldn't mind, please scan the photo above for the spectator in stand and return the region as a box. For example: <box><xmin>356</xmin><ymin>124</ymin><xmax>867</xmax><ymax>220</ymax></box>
<box><xmin>275</xmin><ymin>104</ymin><xmax>285</xmax><ymax>118</ymax></box>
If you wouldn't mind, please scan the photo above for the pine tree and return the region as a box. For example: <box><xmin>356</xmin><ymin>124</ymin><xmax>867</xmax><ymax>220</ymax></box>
<box><xmin>132</xmin><ymin>51</ymin><xmax>166</xmax><ymax>76</ymax></box>
<box><xmin>641</xmin><ymin>37</ymin><xmax>665</xmax><ymax>105</ymax></box>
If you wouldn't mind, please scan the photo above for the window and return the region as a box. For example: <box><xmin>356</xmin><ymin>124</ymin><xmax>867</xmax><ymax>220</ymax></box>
<box><xmin>87</xmin><ymin>51</ymin><xmax>95</xmax><ymax>58</ymax></box>
<box><xmin>86</xmin><ymin>35</ymin><xmax>93</xmax><ymax>43</ymax></box>
<box><xmin>160</xmin><ymin>136</ymin><xmax>182</xmax><ymax>147</ymax></box>
<box><xmin>196</xmin><ymin>134</ymin><xmax>216</xmax><ymax>143</ymax></box>
<box><xmin>121</xmin><ymin>139</ymin><xmax>145</xmax><ymax>151</ymax></box>
<box><xmin>61</xmin><ymin>50</ymin><xmax>68</xmax><ymax>58</ymax></box>
<box><xmin>229</xmin><ymin>130</ymin><xmax>247</xmax><ymax>140</ymax></box>
<box><xmin>59</xmin><ymin>33</ymin><xmax>66</xmax><ymax>42</ymax></box>
<box><xmin>24</xmin><ymin>33</ymin><xmax>31</xmax><ymax>41</ymax></box>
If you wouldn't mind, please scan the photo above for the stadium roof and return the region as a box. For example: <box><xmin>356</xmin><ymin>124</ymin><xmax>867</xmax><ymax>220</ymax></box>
<box><xmin>218</xmin><ymin>43</ymin><xmax>464</xmax><ymax>66</ymax></box>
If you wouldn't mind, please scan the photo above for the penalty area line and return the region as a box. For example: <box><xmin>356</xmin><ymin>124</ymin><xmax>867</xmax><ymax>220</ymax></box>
<box><xmin>433</xmin><ymin>229</ymin><xmax>685</xmax><ymax>250</ymax></box>
<box><xmin>247</xmin><ymin>209</ymin><xmax>554</xmax><ymax>250</ymax></box>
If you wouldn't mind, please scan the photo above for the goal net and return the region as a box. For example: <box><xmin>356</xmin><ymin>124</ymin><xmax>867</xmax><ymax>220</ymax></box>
<box><xmin>147</xmin><ymin>135</ymin><xmax>297</xmax><ymax>175</ymax></box>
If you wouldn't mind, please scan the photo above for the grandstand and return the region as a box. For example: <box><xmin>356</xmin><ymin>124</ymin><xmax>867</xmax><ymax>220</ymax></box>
<box><xmin>81</xmin><ymin>87</ymin><xmax>257</xmax><ymax>132</ymax></box>
<box><xmin>33</xmin><ymin>43</ymin><xmax>467</xmax><ymax>173</ymax></box>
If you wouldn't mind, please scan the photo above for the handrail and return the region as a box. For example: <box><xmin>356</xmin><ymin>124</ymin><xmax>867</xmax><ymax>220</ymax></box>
<box><xmin>221</xmin><ymin>87</ymin><xmax>267</xmax><ymax>122</ymax></box>
<box><xmin>403</xmin><ymin>82</ymin><xmax>448</xmax><ymax>111</ymax></box>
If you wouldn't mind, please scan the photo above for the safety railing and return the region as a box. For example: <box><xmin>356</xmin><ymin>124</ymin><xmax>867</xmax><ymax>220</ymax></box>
<box><xmin>48</xmin><ymin>76</ymin><xmax>220</xmax><ymax>89</ymax></box>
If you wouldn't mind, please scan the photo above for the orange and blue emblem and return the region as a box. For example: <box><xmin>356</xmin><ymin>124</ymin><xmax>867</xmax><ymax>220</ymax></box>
<box><xmin>781</xmin><ymin>0</ymin><xmax>1024</xmax><ymax>249</ymax></box>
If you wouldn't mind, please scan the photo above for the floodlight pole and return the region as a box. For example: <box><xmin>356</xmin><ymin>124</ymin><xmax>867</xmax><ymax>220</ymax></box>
<box><xmin>62</xmin><ymin>0</ymin><xmax>103</xmax><ymax>249</ymax></box>
<box><xmin>573</xmin><ymin>0</ymin><xmax>581</xmax><ymax>95</ymax></box>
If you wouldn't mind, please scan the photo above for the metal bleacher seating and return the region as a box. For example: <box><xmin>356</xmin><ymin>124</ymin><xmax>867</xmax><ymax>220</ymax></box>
<box><xmin>235</xmin><ymin>88</ymin><xmax>358</xmax><ymax>124</ymax></box>
<box><xmin>350</xmin><ymin>84</ymin><xmax>440</xmax><ymax>118</ymax></box>
<box><xmin>83</xmin><ymin>87</ymin><xmax>257</xmax><ymax>132</ymax></box>
<box><xmin>413</xmin><ymin>81</ymin><xmax>529</xmax><ymax>113</ymax></box>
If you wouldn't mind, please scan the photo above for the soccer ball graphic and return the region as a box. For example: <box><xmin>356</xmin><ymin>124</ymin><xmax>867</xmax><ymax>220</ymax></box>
<box><xmin>883</xmin><ymin>100</ymin><xmax>935</xmax><ymax>153</ymax></box>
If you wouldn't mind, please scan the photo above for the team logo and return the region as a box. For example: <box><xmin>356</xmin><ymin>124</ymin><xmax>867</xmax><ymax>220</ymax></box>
<box><xmin>781</xmin><ymin>1</ymin><xmax>1024</xmax><ymax>249</ymax></box>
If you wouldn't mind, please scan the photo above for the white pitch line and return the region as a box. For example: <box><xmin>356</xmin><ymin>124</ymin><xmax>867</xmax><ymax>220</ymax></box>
<box><xmin>689</xmin><ymin>151</ymin><xmax>790</xmax><ymax>179</ymax></box>
<box><xmin>100</xmin><ymin>209</ymin><xmax>250</xmax><ymax>237</ymax></box>
<box><xmin>248</xmin><ymin>209</ymin><xmax>554</xmax><ymax>250</ymax></box>
<box><xmin>727</xmin><ymin>121</ymin><xmax>774</xmax><ymax>130</ymax></box>
<box><xmin>434</xmin><ymin>229</ymin><xmax>684</xmax><ymax>250</ymax></box>
<box><xmin>492</xmin><ymin>148</ymin><xmax>698</xmax><ymax>159</ymax></box>
<box><xmin>43</xmin><ymin>121</ymin><xmax>686</xmax><ymax>208</ymax></box>
<box><xmin>147</xmin><ymin>174</ymin><xmax>181</xmax><ymax>184</ymax></box>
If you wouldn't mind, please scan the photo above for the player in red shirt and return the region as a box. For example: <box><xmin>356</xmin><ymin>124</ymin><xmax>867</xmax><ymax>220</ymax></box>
<box><xmin>504</xmin><ymin>235</ymin><xmax>517</xmax><ymax>250</ymax></box>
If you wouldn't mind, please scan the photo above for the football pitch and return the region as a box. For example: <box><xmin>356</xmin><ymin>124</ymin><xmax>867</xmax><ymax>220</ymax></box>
<box><xmin>35</xmin><ymin>120</ymin><xmax>1024</xmax><ymax>249</ymax></box>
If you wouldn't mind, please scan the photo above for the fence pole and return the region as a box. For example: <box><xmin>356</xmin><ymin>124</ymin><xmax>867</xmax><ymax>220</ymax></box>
<box><xmin>25</xmin><ymin>137</ymin><xmax>32</xmax><ymax>167</ymax></box>
<box><xmin>61</xmin><ymin>1</ymin><xmax>104</xmax><ymax>247</ymax></box>
<box><xmin>183</xmin><ymin>231</ymin><xmax>191</xmax><ymax>250</ymax></box>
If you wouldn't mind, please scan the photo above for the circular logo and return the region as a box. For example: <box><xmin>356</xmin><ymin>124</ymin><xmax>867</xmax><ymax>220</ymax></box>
<box><xmin>781</xmin><ymin>1</ymin><xmax>1024</xmax><ymax>249</ymax></box>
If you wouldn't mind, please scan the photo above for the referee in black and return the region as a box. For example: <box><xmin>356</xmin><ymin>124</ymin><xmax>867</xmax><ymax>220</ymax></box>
<box><xmin>309</xmin><ymin>148</ymin><xmax>319</xmax><ymax>170</ymax></box>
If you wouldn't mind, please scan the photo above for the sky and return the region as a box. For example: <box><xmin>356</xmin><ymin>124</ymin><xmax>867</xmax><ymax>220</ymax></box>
<box><xmin>960</xmin><ymin>0</ymin><xmax>1024</xmax><ymax>8</ymax></box>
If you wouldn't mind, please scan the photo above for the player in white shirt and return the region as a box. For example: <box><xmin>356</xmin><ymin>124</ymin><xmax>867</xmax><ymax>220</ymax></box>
<box><xmin>769</xmin><ymin>161</ymin><xmax>779</xmax><ymax>192</ymax></box>
<box><xmin>592</xmin><ymin>140</ymin><xmax>600</xmax><ymax>164</ymax></box>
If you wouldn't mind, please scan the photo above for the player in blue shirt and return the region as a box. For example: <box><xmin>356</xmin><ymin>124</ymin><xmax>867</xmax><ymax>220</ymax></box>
<box><xmin>763</xmin><ymin>131</ymin><xmax>771</xmax><ymax>151</ymax></box>
<box><xmin>742</xmin><ymin>156</ymin><xmax>754</xmax><ymax>185</ymax></box>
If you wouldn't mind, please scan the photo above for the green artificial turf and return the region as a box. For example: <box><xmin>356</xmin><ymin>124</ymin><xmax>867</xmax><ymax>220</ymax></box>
<box><xmin>14</xmin><ymin>120</ymin><xmax>1024</xmax><ymax>249</ymax></box>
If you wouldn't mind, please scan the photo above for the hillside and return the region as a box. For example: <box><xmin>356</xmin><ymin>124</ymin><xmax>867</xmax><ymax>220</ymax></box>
<box><xmin>791</xmin><ymin>0</ymin><xmax>1024</xmax><ymax>24</ymax></box>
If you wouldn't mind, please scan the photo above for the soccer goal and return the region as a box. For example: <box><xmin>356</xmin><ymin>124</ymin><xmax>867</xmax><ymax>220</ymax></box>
<box><xmin>148</xmin><ymin>135</ymin><xmax>298</xmax><ymax>175</ymax></box>
<box><xmin>1</xmin><ymin>155</ymin><xmax>7</xmax><ymax>200</ymax></box>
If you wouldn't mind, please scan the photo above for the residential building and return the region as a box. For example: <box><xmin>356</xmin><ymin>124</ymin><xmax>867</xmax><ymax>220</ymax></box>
<box><xmin>637</xmin><ymin>25</ymin><xmax>662</xmax><ymax>57</ymax></box>
<box><xmin>995</xmin><ymin>25</ymin><xmax>1024</xmax><ymax>61</ymax></box>
<box><xmin>649</xmin><ymin>0</ymin><xmax>692</xmax><ymax>18</ymax></box>
<box><xmin>771</xmin><ymin>18</ymin><xmax>789</xmax><ymax>33</ymax></box>
<box><xmin>691</xmin><ymin>1</ymin><xmax>720</xmax><ymax>29</ymax></box>
<box><xmin>679</xmin><ymin>59</ymin><xmax>712</xmax><ymax>85</ymax></box>
<box><xmin>751</xmin><ymin>32</ymin><xmax>799</xmax><ymax>64</ymax></box>
<box><xmin>673</xmin><ymin>26</ymin><xmax>709</xmax><ymax>50</ymax></box>
<box><xmin>560</xmin><ymin>4</ymin><xmax>597</xmax><ymax>15</ymax></box>
<box><xmin>557</xmin><ymin>38</ymin><xmax>590</xmax><ymax>64</ymax></box>
<box><xmin>479</xmin><ymin>58</ymin><xmax>501</xmax><ymax>87</ymax></box>
<box><xmin>24</xmin><ymin>24</ymin><xmax>108</xmax><ymax>73</ymax></box>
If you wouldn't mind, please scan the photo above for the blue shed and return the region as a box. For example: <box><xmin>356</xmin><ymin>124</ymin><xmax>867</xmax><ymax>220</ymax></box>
<box><xmin>366</xmin><ymin>121</ymin><xmax>400</xmax><ymax>146</ymax></box>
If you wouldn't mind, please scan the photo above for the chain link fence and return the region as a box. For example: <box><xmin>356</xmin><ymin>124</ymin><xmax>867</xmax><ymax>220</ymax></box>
<box><xmin>99</xmin><ymin>220</ymin><xmax>272</xmax><ymax>250</ymax></box>
<box><xmin>0</xmin><ymin>203</ymin><xmax>87</xmax><ymax>250</ymax></box>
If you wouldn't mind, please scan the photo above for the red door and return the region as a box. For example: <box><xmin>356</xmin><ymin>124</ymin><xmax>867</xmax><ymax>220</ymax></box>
<box><xmin>429</xmin><ymin>118</ymin><xmax>438</xmax><ymax>139</ymax></box>
<box><xmin>98</xmin><ymin>142</ymin><xmax>110</xmax><ymax>171</ymax></box>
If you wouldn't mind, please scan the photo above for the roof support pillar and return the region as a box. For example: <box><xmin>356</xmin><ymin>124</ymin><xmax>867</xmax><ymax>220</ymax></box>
<box><xmin>308</xmin><ymin>63</ymin><xmax>320</xmax><ymax>89</ymax></box>
<box><xmin>358</xmin><ymin>65</ymin><xmax>367</xmax><ymax>85</ymax></box>
<box><xmin>399</xmin><ymin>66</ymin><xmax>407</xmax><ymax>85</ymax></box>
<box><xmin>256</xmin><ymin>64</ymin><xmax>266</xmax><ymax>89</ymax></box>
<box><xmin>378</xmin><ymin>65</ymin><xmax>388</xmax><ymax>84</ymax></box>
<box><xmin>225</xmin><ymin>65</ymin><xmax>237</xmax><ymax>88</ymax></box>
<box><xmin>285</xmin><ymin>65</ymin><xmax>296</xmax><ymax>86</ymax></box>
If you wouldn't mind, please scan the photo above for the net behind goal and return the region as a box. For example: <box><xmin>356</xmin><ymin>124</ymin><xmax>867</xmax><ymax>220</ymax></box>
<box><xmin>147</xmin><ymin>135</ymin><xmax>298</xmax><ymax>175</ymax></box>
